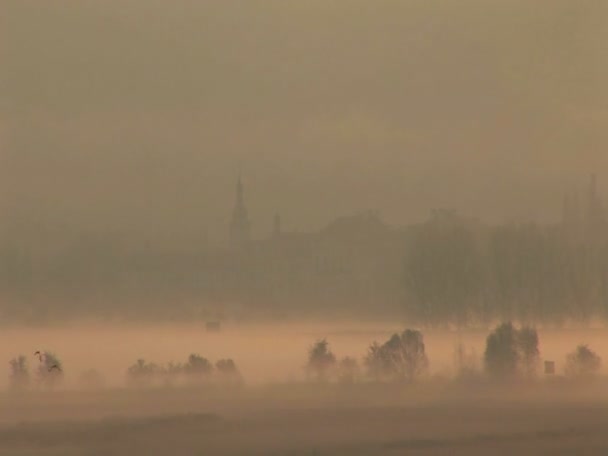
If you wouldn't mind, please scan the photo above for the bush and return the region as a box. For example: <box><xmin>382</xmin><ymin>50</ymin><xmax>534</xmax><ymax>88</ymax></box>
<box><xmin>127</xmin><ymin>359</ymin><xmax>163</xmax><ymax>387</ymax></box>
<box><xmin>307</xmin><ymin>339</ymin><xmax>336</xmax><ymax>381</ymax></box>
<box><xmin>216</xmin><ymin>359</ymin><xmax>242</xmax><ymax>385</ymax></box>
<box><xmin>126</xmin><ymin>354</ymin><xmax>225</xmax><ymax>388</ymax></box>
<box><xmin>36</xmin><ymin>352</ymin><xmax>63</xmax><ymax>389</ymax></box>
<box><xmin>565</xmin><ymin>345</ymin><xmax>601</xmax><ymax>379</ymax></box>
<box><xmin>365</xmin><ymin>329</ymin><xmax>429</xmax><ymax>382</ymax></box>
<box><xmin>183</xmin><ymin>354</ymin><xmax>213</xmax><ymax>377</ymax></box>
<box><xmin>9</xmin><ymin>355</ymin><xmax>29</xmax><ymax>390</ymax></box>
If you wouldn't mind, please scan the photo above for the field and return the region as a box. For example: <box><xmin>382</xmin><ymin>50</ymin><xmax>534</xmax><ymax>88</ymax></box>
<box><xmin>2</xmin><ymin>322</ymin><xmax>608</xmax><ymax>455</ymax></box>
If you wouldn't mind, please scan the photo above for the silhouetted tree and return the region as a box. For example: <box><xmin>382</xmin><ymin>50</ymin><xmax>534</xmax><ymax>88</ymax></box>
<box><xmin>365</xmin><ymin>329</ymin><xmax>429</xmax><ymax>382</ymax></box>
<box><xmin>484</xmin><ymin>323</ymin><xmax>540</xmax><ymax>380</ymax></box>
<box><xmin>565</xmin><ymin>345</ymin><xmax>601</xmax><ymax>379</ymax></box>
<box><xmin>183</xmin><ymin>354</ymin><xmax>213</xmax><ymax>381</ymax></box>
<box><xmin>307</xmin><ymin>339</ymin><xmax>336</xmax><ymax>381</ymax></box>
<box><xmin>518</xmin><ymin>326</ymin><xmax>540</xmax><ymax>378</ymax></box>
<box><xmin>484</xmin><ymin>323</ymin><xmax>519</xmax><ymax>379</ymax></box>
<box><xmin>127</xmin><ymin>359</ymin><xmax>162</xmax><ymax>387</ymax></box>
<box><xmin>404</xmin><ymin>216</ymin><xmax>482</xmax><ymax>326</ymax></box>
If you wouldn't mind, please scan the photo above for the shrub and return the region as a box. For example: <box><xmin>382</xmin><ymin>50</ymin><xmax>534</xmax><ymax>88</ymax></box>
<box><xmin>183</xmin><ymin>354</ymin><xmax>213</xmax><ymax>376</ymax></box>
<box><xmin>215</xmin><ymin>359</ymin><xmax>242</xmax><ymax>385</ymax></box>
<box><xmin>365</xmin><ymin>329</ymin><xmax>429</xmax><ymax>382</ymax></box>
<box><xmin>307</xmin><ymin>339</ymin><xmax>336</xmax><ymax>381</ymax></box>
<box><xmin>565</xmin><ymin>345</ymin><xmax>601</xmax><ymax>379</ymax></box>
<box><xmin>37</xmin><ymin>352</ymin><xmax>63</xmax><ymax>389</ymax></box>
<box><xmin>127</xmin><ymin>359</ymin><xmax>163</xmax><ymax>387</ymax></box>
<box><xmin>9</xmin><ymin>355</ymin><xmax>29</xmax><ymax>390</ymax></box>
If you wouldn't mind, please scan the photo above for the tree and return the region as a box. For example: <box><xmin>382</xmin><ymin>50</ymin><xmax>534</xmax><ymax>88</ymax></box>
<box><xmin>484</xmin><ymin>322</ymin><xmax>520</xmax><ymax>379</ymax></box>
<box><xmin>365</xmin><ymin>329</ymin><xmax>429</xmax><ymax>382</ymax></box>
<box><xmin>307</xmin><ymin>339</ymin><xmax>336</xmax><ymax>381</ymax></box>
<box><xmin>404</xmin><ymin>217</ymin><xmax>482</xmax><ymax>326</ymax></box>
<box><xmin>484</xmin><ymin>323</ymin><xmax>540</xmax><ymax>380</ymax></box>
<box><xmin>9</xmin><ymin>355</ymin><xmax>29</xmax><ymax>390</ymax></box>
<box><xmin>518</xmin><ymin>326</ymin><xmax>540</xmax><ymax>378</ymax></box>
<box><xmin>184</xmin><ymin>353</ymin><xmax>213</xmax><ymax>377</ymax></box>
<box><xmin>126</xmin><ymin>359</ymin><xmax>162</xmax><ymax>387</ymax></box>
<box><xmin>565</xmin><ymin>345</ymin><xmax>601</xmax><ymax>379</ymax></box>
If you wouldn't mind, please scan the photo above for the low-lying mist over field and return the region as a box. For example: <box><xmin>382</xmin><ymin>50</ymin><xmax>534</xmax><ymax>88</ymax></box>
<box><xmin>3</xmin><ymin>321</ymin><xmax>608</xmax><ymax>389</ymax></box>
<box><xmin>3</xmin><ymin>0</ymin><xmax>607</xmax><ymax>453</ymax></box>
<box><xmin>3</xmin><ymin>321</ymin><xmax>608</xmax><ymax>454</ymax></box>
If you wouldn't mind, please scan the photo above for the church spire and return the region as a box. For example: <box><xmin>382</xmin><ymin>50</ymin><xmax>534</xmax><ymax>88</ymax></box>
<box><xmin>230</xmin><ymin>175</ymin><xmax>250</xmax><ymax>246</ymax></box>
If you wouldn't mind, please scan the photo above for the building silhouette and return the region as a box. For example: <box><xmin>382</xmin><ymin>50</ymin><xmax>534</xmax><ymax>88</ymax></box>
<box><xmin>229</xmin><ymin>176</ymin><xmax>250</xmax><ymax>246</ymax></box>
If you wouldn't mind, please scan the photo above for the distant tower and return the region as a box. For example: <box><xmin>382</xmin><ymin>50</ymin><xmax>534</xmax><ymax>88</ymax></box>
<box><xmin>230</xmin><ymin>176</ymin><xmax>250</xmax><ymax>246</ymax></box>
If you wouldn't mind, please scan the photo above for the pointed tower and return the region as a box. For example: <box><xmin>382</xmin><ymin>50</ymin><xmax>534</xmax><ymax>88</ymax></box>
<box><xmin>230</xmin><ymin>176</ymin><xmax>250</xmax><ymax>246</ymax></box>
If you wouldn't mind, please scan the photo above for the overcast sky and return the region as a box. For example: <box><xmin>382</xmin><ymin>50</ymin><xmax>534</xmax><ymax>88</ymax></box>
<box><xmin>1</xmin><ymin>0</ymin><xmax>606</xmax><ymax>247</ymax></box>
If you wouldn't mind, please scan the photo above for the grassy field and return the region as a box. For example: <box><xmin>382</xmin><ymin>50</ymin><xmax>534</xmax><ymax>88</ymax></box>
<box><xmin>2</xmin><ymin>383</ymin><xmax>608</xmax><ymax>455</ymax></box>
<box><xmin>2</xmin><ymin>322</ymin><xmax>608</xmax><ymax>454</ymax></box>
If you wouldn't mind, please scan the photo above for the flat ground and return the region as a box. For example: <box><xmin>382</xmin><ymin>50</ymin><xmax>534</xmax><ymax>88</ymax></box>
<box><xmin>2</xmin><ymin>322</ymin><xmax>608</xmax><ymax>454</ymax></box>
<box><xmin>1</xmin><ymin>385</ymin><xmax>608</xmax><ymax>455</ymax></box>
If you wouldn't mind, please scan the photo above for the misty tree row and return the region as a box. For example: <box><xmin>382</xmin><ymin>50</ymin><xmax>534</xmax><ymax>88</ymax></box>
<box><xmin>307</xmin><ymin>324</ymin><xmax>602</xmax><ymax>384</ymax></box>
<box><xmin>404</xmin><ymin>214</ymin><xmax>608</xmax><ymax>325</ymax></box>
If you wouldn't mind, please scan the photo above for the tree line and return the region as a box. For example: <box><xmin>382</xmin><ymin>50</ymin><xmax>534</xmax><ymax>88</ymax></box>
<box><xmin>307</xmin><ymin>324</ymin><xmax>602</xmax><ymax>384</ymax></box>
<box><xmin>404</xmin><ymin>213</ymin><xmax>608</xmax><ymax>326</ymax></box>
<box><xmin>6</xmin><ymin>324</ymin><xmax>603</xmax><ymax>391</ymax></box>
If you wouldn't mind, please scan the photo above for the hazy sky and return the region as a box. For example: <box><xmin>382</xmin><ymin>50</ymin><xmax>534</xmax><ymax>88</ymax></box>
<box><xmin>1</xmin><ymin>0</ymin><xmax>606</xmax><ymax>246</ymax></box>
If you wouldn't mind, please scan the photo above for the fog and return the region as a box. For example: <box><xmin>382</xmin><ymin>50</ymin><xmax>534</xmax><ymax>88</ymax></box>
<box><xmin>3</xmin><ymin>322</ymin><xmax>608</xmax><ymax>454</ymax></box>
<box><xmin>2</xmin><ymin>1</ymin><xmax>607</xmax><ymax>246</ymax></box>
<box><xmin>2</xmin><ymin>2</ymin><xmax>608</xmax><ymax>453</ymax></box>
<box><xmin>2</xmin><ymin>321</ymin><xmax>608</xmax><ymax>388</ymax></box>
